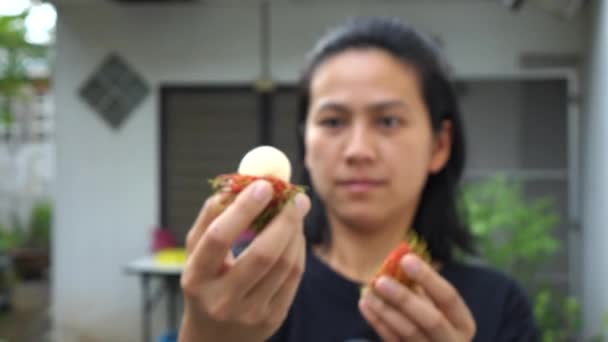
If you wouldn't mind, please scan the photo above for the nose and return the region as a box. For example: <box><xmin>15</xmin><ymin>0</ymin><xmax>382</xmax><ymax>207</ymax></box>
<box><xmin>344</xmin><ymin>120</ymin><xmax>376</xmax><ymax>166</ymax></box>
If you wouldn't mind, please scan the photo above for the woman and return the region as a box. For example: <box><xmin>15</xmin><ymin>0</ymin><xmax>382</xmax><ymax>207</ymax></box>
<box><xmin>180</xmin><ymin>18</ymin><xmax>539</xmax><ymax>342</ymax></box>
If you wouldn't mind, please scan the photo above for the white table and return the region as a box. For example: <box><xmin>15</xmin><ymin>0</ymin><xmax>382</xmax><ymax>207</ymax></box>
<box><xmin>125</xmin><ymin>256</ymin><xmax>184</xmax><ymax>342</ymax></box>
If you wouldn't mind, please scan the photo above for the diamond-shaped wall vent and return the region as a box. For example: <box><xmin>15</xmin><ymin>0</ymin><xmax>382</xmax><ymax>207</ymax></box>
<box><xmin>79</xmin><ymin>53</ymin><xmax>150</xmax><ymax>129</ymax></box>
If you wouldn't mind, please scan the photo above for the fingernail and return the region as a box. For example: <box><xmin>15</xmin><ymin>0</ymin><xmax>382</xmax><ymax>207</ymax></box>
<box><xmin>253</xmin><ymin>181</ymin><xmax>272</xmax><ymax>201</ymax></box>
<box><xmin>401</xmin><ymin>254</ymin><xmax>420</xmax><ymax>277</ymax></box>
<box><xmin>294</xmin><ymin>193</ymin><xmax>310</xmax><ymax>215</ymax></box>
<box><xmin>376</xmin><ymin>276</ymin><xmax>399</xmax><ymax>296</ymax></box>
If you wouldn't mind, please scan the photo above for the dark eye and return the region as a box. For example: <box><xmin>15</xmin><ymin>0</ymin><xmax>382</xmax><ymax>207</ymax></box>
<box><xmin>320</xmin><ymin>117</ymin><xmax>344</xmax><ymax>128</ymax></box>
<box><xmin>378</xmin><ymin>115</ymin><xmax>403</xmax><ymax>128</ymax></box>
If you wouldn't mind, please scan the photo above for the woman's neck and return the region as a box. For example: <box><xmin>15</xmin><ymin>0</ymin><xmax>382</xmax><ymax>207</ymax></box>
<box><xmin>314</xmin><ymin>214</ymin><xmax>411</xmax><ymax>284</ymax></box>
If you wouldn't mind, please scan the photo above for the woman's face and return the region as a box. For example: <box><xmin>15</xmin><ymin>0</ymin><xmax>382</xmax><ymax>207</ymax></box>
<box><xmin>304</xmin><ymin>48</ymin><xmax>452</xmax><ymax>232</ymax></box>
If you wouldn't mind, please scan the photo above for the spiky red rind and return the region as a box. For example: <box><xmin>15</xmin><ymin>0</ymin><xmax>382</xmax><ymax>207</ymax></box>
<box><xmin>209</xmin><ymin>173</ymin><xmax>305</xmax><ymax>233</ymax></box>
<box><xmin>368</xmin><ymin>232</ymin><xmax>431</xmax><ymax>290</ymax></box>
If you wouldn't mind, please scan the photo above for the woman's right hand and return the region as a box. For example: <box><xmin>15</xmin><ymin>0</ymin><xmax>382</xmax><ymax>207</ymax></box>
<box><xmin>179</xmin><ymin>180</ymin><xmax>311</xmax><ymax>342</ymax></box>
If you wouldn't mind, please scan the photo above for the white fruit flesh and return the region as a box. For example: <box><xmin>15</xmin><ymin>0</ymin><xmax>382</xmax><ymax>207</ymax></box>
<box><xmin>237</xmin><ymin>146</ymin><xmax>292</xmax><ymax>182</ymax></box>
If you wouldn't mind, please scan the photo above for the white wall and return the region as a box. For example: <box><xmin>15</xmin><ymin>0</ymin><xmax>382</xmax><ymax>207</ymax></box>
<box><xmin>53</xmin><ymin>3</ymin><xmax>261</xmax><ymax>341</ymax></box>
<box><xmin>269</xmin><ymin>0</ymin><xmax>589</xmax><ymax>80</ymax></box>
<box><xmin>53</xmin><ymin>1</ymin><xmax>591</xmax><ymax>340</ymax></box>
<box><xmin>583</xmin><ymin>0</ymin><xmax>608</xmax><ymax>337</ymax></box>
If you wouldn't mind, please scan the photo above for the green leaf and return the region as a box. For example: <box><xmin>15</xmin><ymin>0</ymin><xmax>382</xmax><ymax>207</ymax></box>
<box><xmin>0</xmin><ymin>11</ymin><xmax>49</xmax><ymax>104</ymax></box>
<box><xmin>458</xmin><ymin>175</ymin><xmax>593</xmax><ymax>339</ymax></box>
<box><xmin>0</xmin><ymin>10</ymin><xmax>49</xmax><ymax>133</ymax></box>
<box><xmin>0</xmin><ymin>109</ymin><xmax>14</xmax><ymax>127</ymax></box>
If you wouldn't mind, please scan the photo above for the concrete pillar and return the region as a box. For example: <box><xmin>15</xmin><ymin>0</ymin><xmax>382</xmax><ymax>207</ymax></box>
<box><xmin>583</xmin><ymin>0</ymin><xmax>608</xmax><ymax>337</ymax></box>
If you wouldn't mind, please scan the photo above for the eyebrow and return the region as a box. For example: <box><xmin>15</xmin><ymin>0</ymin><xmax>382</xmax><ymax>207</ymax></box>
<box><xmin>314</xmin><ymin>101</ymin><xmax>351</xmax><ymax>114</ymax></box>
<box><xmin>313</xmin><ymin>99</ymin><xmax>409</xmax><ymax>113</ymax></box>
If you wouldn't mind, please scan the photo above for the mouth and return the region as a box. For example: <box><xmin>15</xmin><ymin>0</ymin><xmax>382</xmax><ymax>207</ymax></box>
<box><xmin>335</xmin><ymin>179</ymin><xmax>387</xmax><ymax>193</ymax></box>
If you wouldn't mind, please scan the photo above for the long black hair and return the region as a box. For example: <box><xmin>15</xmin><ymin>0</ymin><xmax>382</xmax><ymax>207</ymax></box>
<box><xmin>297</xmin><ymin>17</ymin><xmax>475</xmax><ymax>263</ymax></box>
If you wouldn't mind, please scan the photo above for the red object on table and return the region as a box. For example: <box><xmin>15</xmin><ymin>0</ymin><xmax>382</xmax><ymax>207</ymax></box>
<box><xmin>152</xmin><ymin>227</ymin><xmax>178</xmax><ymax>252</ymax></box>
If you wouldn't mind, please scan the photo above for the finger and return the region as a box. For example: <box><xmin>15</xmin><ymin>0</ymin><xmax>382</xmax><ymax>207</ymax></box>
<box><xmin>242</xmin><ymin>221</ymin><xmax>302</xmax><ymax>305</ymax></box>
<box><xmin>359</xmin><ymin>297</ymin><xmax>400</xmax><ymax>342</ymax></box>
<box><xmin>362</xmin><ymin>291</ymin><xmax>427</xmax><ymax>341</ymax></box>
<box><xmin>231</xmin><ymin>232</ymin><xmax>298</xmax><ymax>325</ymax></box>
<box><xmin>413</xmin><ymin>284</ymin><xmax>433</xmax><ymax>305</ymax></box>
<box><xmin>374</xmin><ymin>276</ymin><xmax>456</xmax><ymax>341</ymax></box>
<box><xmin>188</xmin><ymin>180</ymin><xmax>274</xmax><ymax>281</ymax></box>
<box><xmin>401</xmin><ymin>254</ymin><xmax>475</xmax><ymax>333</ymax></box>
<box><xmin>265</xmin><ymin>233</ymin><xmax>306</xmax><ymax>327</ymax></box>
<box><xmin>227</xmin><ymin>193</ymin><xmax>310</xmax><ymax>293</ymax></box>
<box><xmin>185</xmin><ymin>192</ymin><xmax>230</xmax><ymax>253</ymax></box>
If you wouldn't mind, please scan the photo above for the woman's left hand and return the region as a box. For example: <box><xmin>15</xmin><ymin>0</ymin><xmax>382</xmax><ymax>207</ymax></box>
<box><xmin>359</xmin><ymin>254</ymin><xmax>476</xmax><ymax>341</ymax></box>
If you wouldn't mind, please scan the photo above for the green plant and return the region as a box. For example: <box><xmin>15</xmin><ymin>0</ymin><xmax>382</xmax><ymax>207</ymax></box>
<box><xmin>26</xmin><ymin>200</ymin><xmax>51</xmax><ymax>250</ymax></box>
<box><xmin>0</xmin><ymin>200</ymin><xmax>52</xmax><ymax>252</ymax></box>
<box><xmin>0</xmin><ymin>6</ymin><xmax>51</xmax><ymax>307</ymax></box>
<box><xmin>533</xmin><ymin>287</ymin><xmax>583</xmax><ymax>341</ymax></box>
<box><xmin>0</xmin><ymin>200</ymin><xmax>51</xmax><ymax>281</ymax></box>
<box><xmin>0</xmin><ymin>10</ymin><xmax>50</xmax><ymax>250</ymax></box>
<box><xmin>460</xmin><ymin>175</ymin><xmax>605</xmax><ymax>341</ymax></box>
<box><xmin>0</xmin><ymin>217</ymin><xmax>26</xmax><ymax>252</ymax></box>
<box><xmin>0</xmin><ymin>224</ymin><xmax>18</xmax><ymax>314</ymax></box>
<box><xmin>460</xmin><ymin>175</ymin><xmax>560</xmax><ymax>279</ymax></box>
<box><xmin>0</xmin><ymin>225</ymin><xmax>24</xmax><ymax>252</ymax></box>
<box><xmin>0</xmin><ymin>11</ymin><xmax>48</xmax><ymax>126</ymax></box>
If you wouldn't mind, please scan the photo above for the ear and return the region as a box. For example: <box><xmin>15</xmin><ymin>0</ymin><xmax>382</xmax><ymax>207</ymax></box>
<box><xmin>428</xmin><ymin>120</ymin><xmax>452</xmax><ymax>174</ymax></box>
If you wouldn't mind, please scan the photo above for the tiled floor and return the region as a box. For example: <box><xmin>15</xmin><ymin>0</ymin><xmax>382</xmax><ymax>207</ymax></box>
<box><xmin>0</xmin><ymin>279</ymin><xmax>50</xmax><ymax>342</ymax></box>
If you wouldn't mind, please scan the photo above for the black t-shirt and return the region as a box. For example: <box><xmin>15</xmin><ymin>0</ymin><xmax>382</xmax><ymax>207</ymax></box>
<box><xmin>268</xmin><ymin>245</ymin><xmax>540</xmax><ymax>342</ymax></box>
